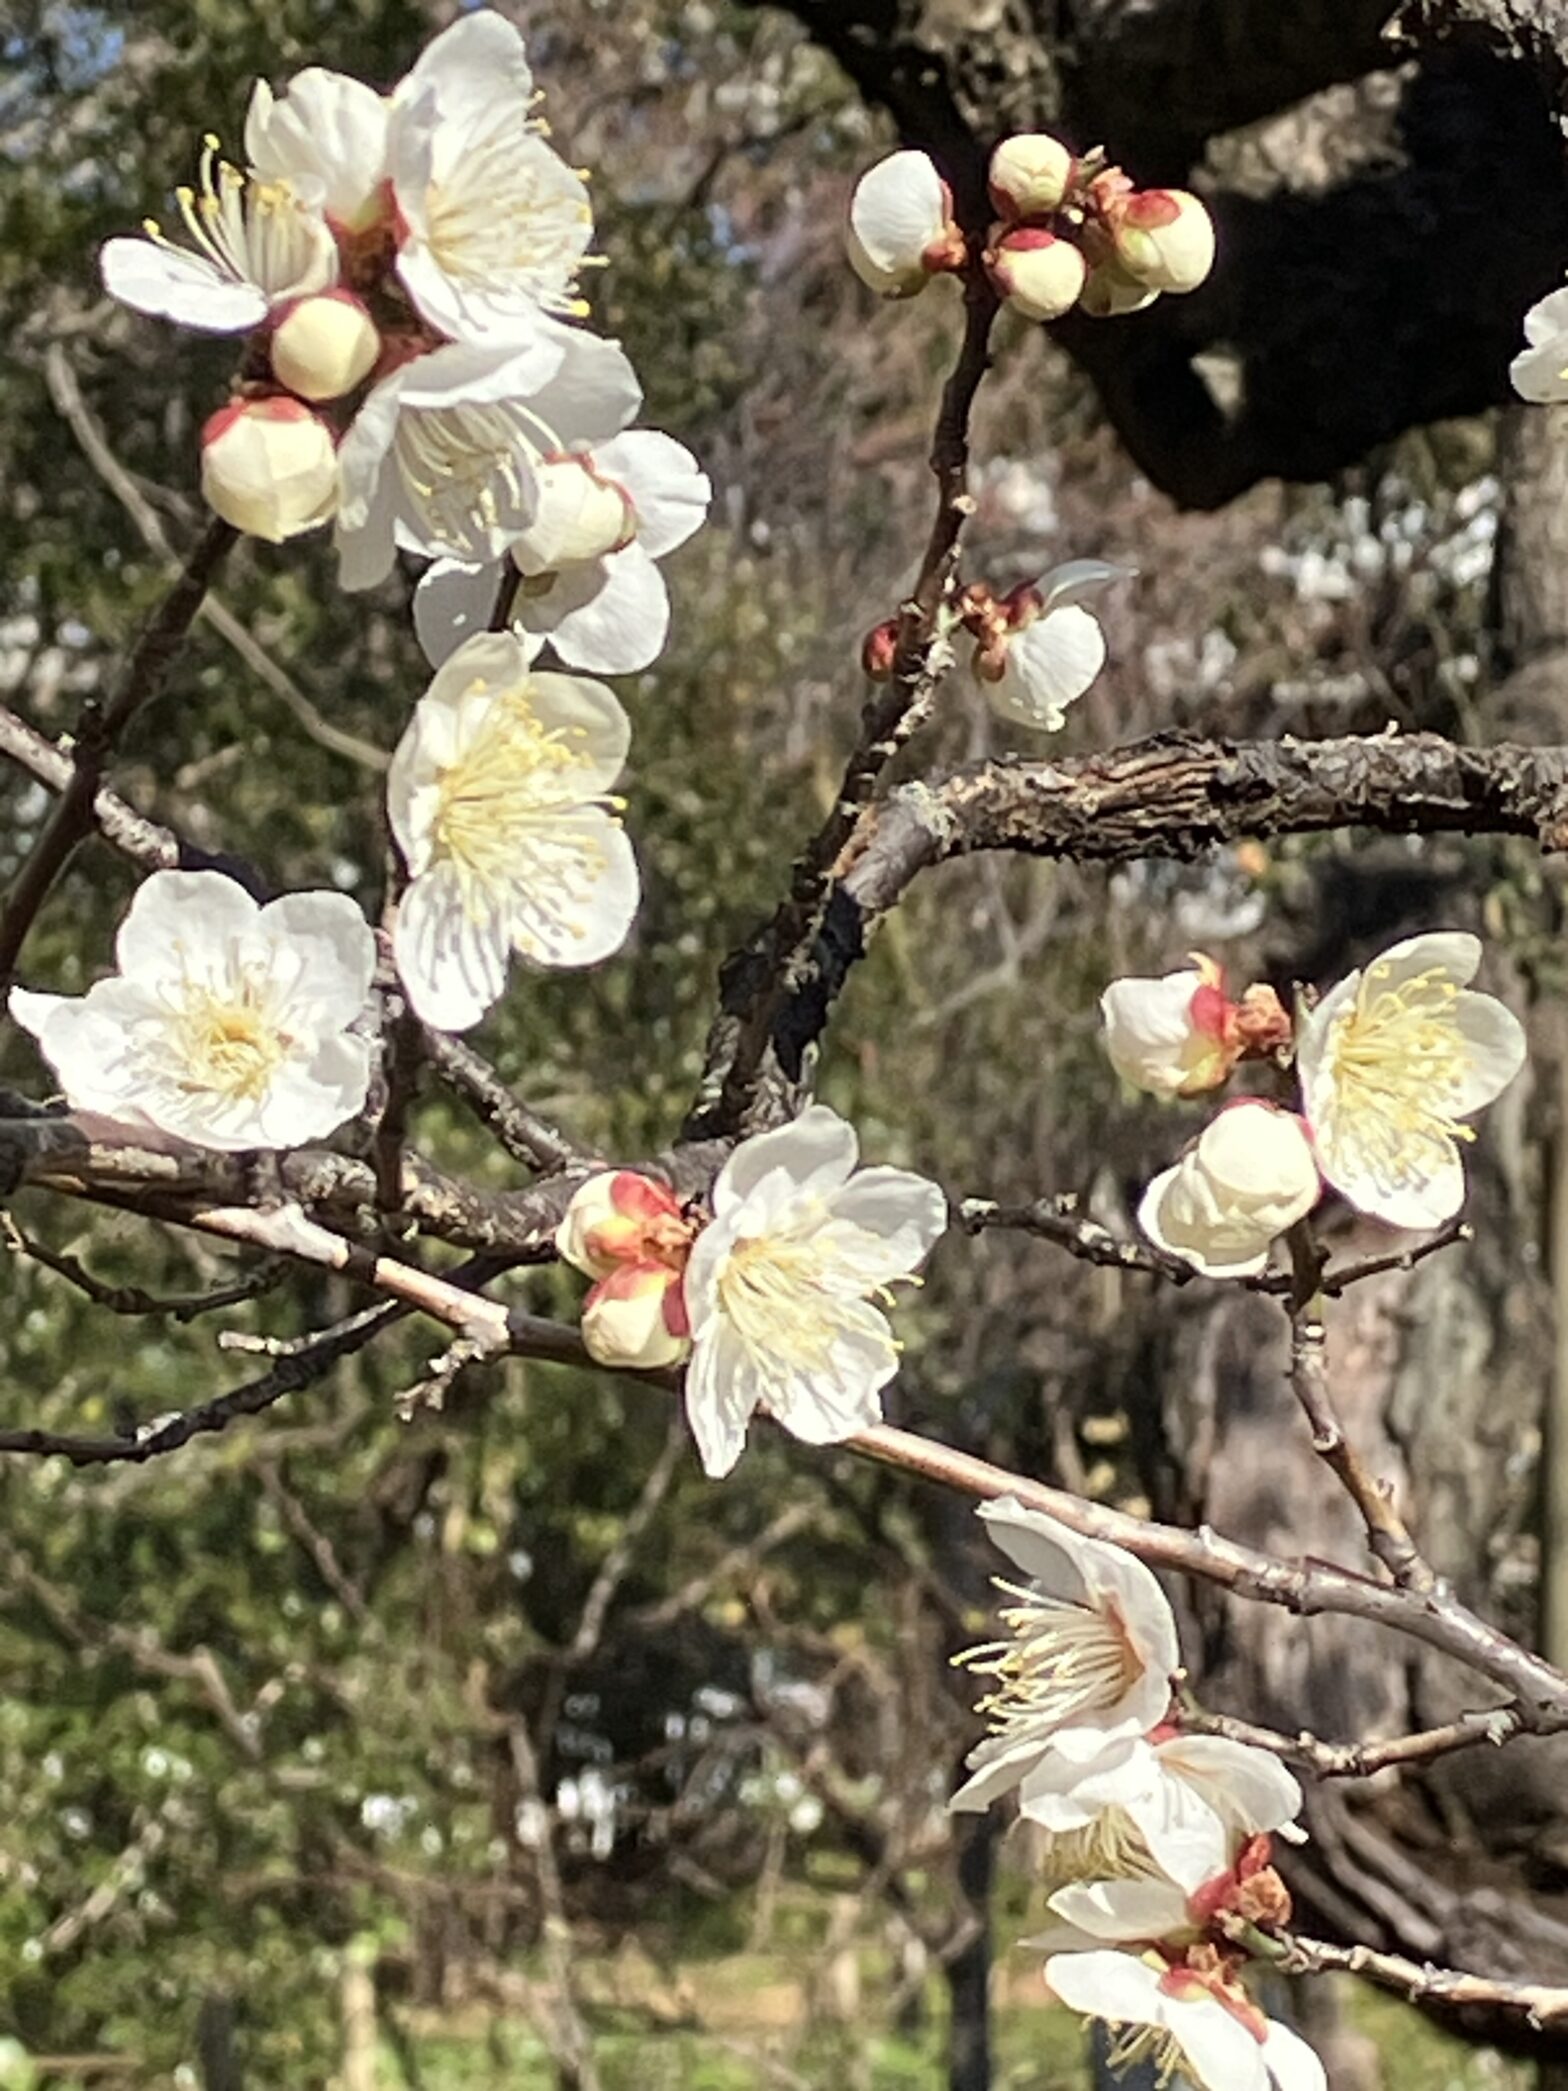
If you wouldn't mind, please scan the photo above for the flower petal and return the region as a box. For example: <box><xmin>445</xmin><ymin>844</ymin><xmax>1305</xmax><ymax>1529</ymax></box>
<box><xmin>1262</xmin><ymin>2020</ymin><xmax>1328</xmax><ymax>2091</ymax></box>
<box><xmin>710</xmin><ymin>1103</ymin><xmax>861</xmax><ymax>1217</ymax></box>
<box><xmin>849</xmin><ymin>151</ymin><xmax>947</xmax><ymax>275</ymax></box>
<box><xmin>1450</xmin><ymin>990</ymin><xmax>1526</xmax><ymax>1115</ymax></box>
<box><xmin>685</xmin><ymin>1320</ymin><xmax>757</xmax><ymax>1479</ymax></box>
<box><xmin>507</xmin><ymin>813</ymin><xmax>639</xmax><ymax>968</ymax></box>
<box><xmin>258</xmin><ymin>890</ymin><xmax>377</xmax><ymax>1031</ymax></box>
<box><xmin>988</xmin><ymin>605</ymin><xmax>1106</xmax><ymax>731</ymax></box>
<box><xmin>535</xmin><ymin>547</ymin><xmax>671</xmax><ymax>676</ymax></box>
<box><xmin>591</xmin><ymin>430</ymin><xmax>711</xmax><ymax>558</ymax></box>
<box><xmin>393</xmin><ymin>860</ymin><xmax>511</xmax><ymax>1031</ymax></box>
<box><xmin>413</xmin><ymin>558</ymin><xmax>509</xmax><ymax>669</ymax></box>
<box><xmin>100</xmin><ymin>238</ymin><xmax>267</xmax><ymax>332</ymax></box>
<box><xmin>1043</xmin><ymin>1949</ymin><xmax>1165</xmax><ymax>2024</ymax></box>
<box><xmin>115</xmin><ymin>870</ymin><xmax>260</xmax><ymax>993</ymax></box>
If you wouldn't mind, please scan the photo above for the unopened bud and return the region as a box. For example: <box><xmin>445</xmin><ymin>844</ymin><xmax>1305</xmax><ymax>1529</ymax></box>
<box><xmin>556</xmin><ymin>1170</ymin><xmax>690</xmax><ymax>1279</ymax></box>
<box><xmin>199</xmin><ymin>396</ymin><xmax>337</xmax><ymax>542</ymax></box>
<box><xmin>986</xmin><ymin>228</ymin><xmax>1086</xmax><ymax>323</ymax></box>
<box><xmin>582</xmin><ymin>1261</ymin><xmax>691</xmax><ymax>1370</ymax></box>
<box><xmin>861</xmin><ymin>619</ymin><xmax>899</xmax><ymax>680</ymax></box>
<box><xmin>1112</xmin><ymin>189</ymin><xmax>1215</xmax><ymax>294</ymax></box>
<box><xmin>1079</xmin><ymin>259</ymin><xmax>1160</xmax><ymax>319</ymax></box>
<box><xmin>988</xmin><ymin>133</ymin><xmax>1075</xmax><ymax>221</ymax></box>
<box><xmin>511</xmin><ymin>456</ymin><xmax>637</xmax><ymax>575</ymax></box>
<box><xmin>269</xmin><ymin>290</ymin><xmax>381</xmax><ymax>402</ymax></box>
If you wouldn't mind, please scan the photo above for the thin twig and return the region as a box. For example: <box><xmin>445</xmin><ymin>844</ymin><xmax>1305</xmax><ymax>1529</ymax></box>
<box><xmin>0</xmin><ymin>511</ymin><xmax>236</xmax><ymax>994</ymax></box>
<box><xmin>2</xmin><ymin>1212</ymin><xmax>285</xmax><ymax>1321</ymax></box>
<box><xmin>1277</xmin><ymin>1930</ymin><xmax>1568</xmax><ymax>2024</ymax></box>
<box><xmin>419</xmin><ymin>1024</ymin><xmax>593</xmax><ymax>1174</ymax></box>
<box><xmin>1179</xmin><ymin>1700</ymin><xmax>1525</xmax><ymax>1778</ymax></box>
<box><xmin>957</xmin><ymin>1192</ymin><xmax>1194</xmax><ymax>1281</ymax></box>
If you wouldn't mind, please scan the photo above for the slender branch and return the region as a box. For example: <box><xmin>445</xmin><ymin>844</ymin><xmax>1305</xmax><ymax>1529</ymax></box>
<box><xmin>1277</xmin><ymin>1930</ymin><xmax>1568</xmax><ymax>2025</ymax></box>
<box><xmin>0</xmin><ymin>513</ymin><xmax>236</xmax><ymax>994</ymax></box>
<box><xmin>1285</xmin><ymin>1221</ymin><xmax>1435</xmax><ymax>1592</ymax></box>
<box><xmin>1</xmin><ymin>1212</ymin><xmax>285</xmax><ymax>1321</ymax></box>
<box><xmin>0</xmin><ymin>704</ymin><xmax>181</xmax><ymax>876</ymax></box>
<box><xmin>419</xmin><ymin>1024</ymin><xmax>594</xmax><ymax>1174</ymax></box>
<box><xmin>1179</xmin><ymin>1701</ymin><xmax>1525</xmax><ymax>1778</ymax></box>
<box><xmin>957</xmin><ymin>1192</ymin><xmax>1194</xmax><ymax>1281</ymax></box>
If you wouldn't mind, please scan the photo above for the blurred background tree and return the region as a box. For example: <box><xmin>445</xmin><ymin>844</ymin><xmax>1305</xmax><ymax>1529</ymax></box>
<box><xmin>1</xmin><ymin>1</ymin><xmax>1566</xmax><ymax>2086</ymax></box>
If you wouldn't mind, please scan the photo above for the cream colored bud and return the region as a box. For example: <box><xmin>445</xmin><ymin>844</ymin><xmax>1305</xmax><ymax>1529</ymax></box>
<box><xmin>270</xmin><ymin>291</ymin><xmax>382</xmax><ymax>402</ymax></box>
<box><xmin>1079</xmin><ymin>259</ymin><xmax>1161</xmax><ymax>318</ymax></box>
<box><xmin>582</xmin><ymin>1263</ymin><xmax>692</xmax><ymax>1370</ymax></box>
<box><xmin>1138</xmin><ymin>1103</ymin><xmax>1319</xmax><ymax>1279</ymax></box>
<box><xmin>1112</xmin><ymin>189</ymin><xmax>1216</xmax><ymax>294</ymax></box>
<box><xmin>988</xmin><ymin>133</ymin><xmax>1075</xmax><ymax>221</ymax></box>
<box><xmin>199</xmin><ymin>397</ymin><xmax>337</xmax><ymax>542</ymax></box>
<box><xmin>987</xmin><ymin>228</ymin><xmax>1086</xmax><ymax>322</ymax></box>
<box><xmin>510</xmin><ymin>457</ymin><xmax>636</xmax><ymax>576</ymax></box>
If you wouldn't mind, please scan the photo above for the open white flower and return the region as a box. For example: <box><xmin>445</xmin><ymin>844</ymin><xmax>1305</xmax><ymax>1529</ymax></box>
<box><xmin>413</xmin><ymin>429</ymin><xmax>711</xmax><ymax>673</ymax></box>
<box><xmin>246</xmin><ymin>67</ymin><xmax>392</xmax><ymax>236</ymax></box>
<box><xmin>680</xmin><ymin>1105</ymin><xmax>947</xmax><ymax>1479</ymax></box>
<box><xmin>1138</xmin><ymin>1101</ymin><xmax>1319</xmax><ymax>1279</ymax></box>
<box><xmin>336</xmin><ymin>325</ymin><xmax>639</xmax><ymax>590</ymax></box>
<box><xmin>1295</xmin><ymin>931</ymin><xmax>1525</xmax><ymax>1231</ymax></box>
<box><xmin>1512</xmin><ymin>286</ymin><xmax>1568</xmax><ymax>403</ymax></box>
<box><xmin>10</xmin><ymin>871</ymin><xmax>374</xmax><ymax>1153</ymax></box>
<box><xmin>101</xmin><ymin>138</ymin><xmax>337</xmax><ymax>333</ymax></box>
<box><xmin>388</xmin><ymin>633</ymin><xmax>638</xmax><ymax>1031</ymax></box>
<box><xmin>390</xmin><ymin>12</ymin><xmax>593</xmax><ymax>349</ymax></box>
<box><xmin>950</xmin><ymin>1500</ymin><xmax>1179</xmax><ymax>1813</ymax></box>
<box><xmin>1045</xmin><ymin>1952</ymin><xmax>1325</xmax><ymax>2091</ymax></box>
<box><xmin>978</xmin><ymin>561</ymin><xmax>1127</xmax><ymax>731</ymax></box>
<box><xmin>846</xmin><ymin>150</ymin><xmax>963</xmax><ymax>297</ymax></box>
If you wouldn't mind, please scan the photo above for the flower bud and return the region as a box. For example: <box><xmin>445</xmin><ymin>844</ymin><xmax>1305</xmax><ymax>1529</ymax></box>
<box><xmin>510</xmin><ymin>457</ymin><xmax>637</xmax><ymax>575</ymax></box>
<box><xmin>1079</xmin><ymin>259</ymin><xmax>1160</xmax><ymax>319</ymax></box>
<box><xmin>1138</xmin><ymin>1102</ymin><xmax>1320</xmax><ymax>1280</ymax></box>
<box><xmin>556</xmin><ymin>1170</ymin><xmax>689</xmax><ymax>1278</ymax></box>
<box><xmin>1101</xmin><ymin>957</ymin><xmax>1238</xmax><ymax>1099</ymax></box>
<box><xmin>582</xmin><ymin>1261</ymin><xmax>691</xmax><ymax>1370</ymax></box>
<box><xmin>1111</xmin><ymin>189</ymin><xmax>1215</xmax><ymax>294</ymax></box>
<box><xmin>861</xmin><ymin>619</ymin><xmax>899</xmax><ymax>681</ymax></box>
<box><xmin>988</xmin><ymin>133</ymin><xmax>1075</xmax><ymax>222</ymax></box>
<box><xmin>846</xmin><ymin>150</ymin><xmax>965</xmax><ymax>298</ymax></box>
<box><xmin>986</xmin><ymin>228</ymin><xmax>1086</xmax><ymax>323</ymax></box>
<box><xmin>269</xmin><ymin>290</ymin><xmax>381</xmax><ymax>402</ymax></box>
<box><xmin>199</xmin><ymin>396</ymin><xmax>338</xmax><ymax>542</ymax></box>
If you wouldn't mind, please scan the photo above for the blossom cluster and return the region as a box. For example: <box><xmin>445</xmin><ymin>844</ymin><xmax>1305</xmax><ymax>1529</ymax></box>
<box><xmin>1102</xmin><ymin>932</ymin><xmax>1525</xmax><ymax>1275</ymax></box>
<box><xmin>554</xmin><ymin>1106</ymin><xmax>949</xmax><ymax>1478</ymax></box>
<box><xmin>846</xmin><ymin>137</ymin><xmax>1215</xmax><ymax>325</ymax></box>
<box><xmin>953</xmin><ymin>1501</ymin><xmax>1325</xmax><ymax>2091</ymax></box>
<box><xmin>101</xmin><ymin>13</ymin><xmax>710</xmax><ymax>678</ymax></box>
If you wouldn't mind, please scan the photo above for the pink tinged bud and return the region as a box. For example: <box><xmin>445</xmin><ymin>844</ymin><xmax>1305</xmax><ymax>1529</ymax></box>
<box><xmin>199</xmin><ymin>396</ymin><xmax>337</xmax><ymax>543</ymax></box>
<box><xmin>555</xmin><ymin>1170</ymin><xmax>689</xmax><ymax>1278</ymax></box>
<box><xmin>988</xmin><ymin>133</ymin><xmax>1075</xmax><ymax>222</ymax></box>
<box><xmin>582</xmin><ymin>1262</ymin><xmax>692</xmax><ymax>1371</ymax></box>
<box><xmin>846</xmin><ymin>150</ymin><xmax>965</xmax><ymax>299</ymax></box>
<box><xmin>861</xmin><ymin>619</ymin><xmax>900</xmax><ymax>680</ymax></box>
<box><xmin>269</xmin><ymin>290</ymin><xmax>382</xmax><ymax>403</ymax></box>
<box><xmin>1079</xmin><ymin>259</ymin><xmax>1161</xmax><ymax>318</ymax></box>
<box><xmin>1112</xmin><ymin>189</ymin><xmax>1216</xmax><ymax>294</ymax></box>
<box><xmin>986</xmin><ymin>228</ymin><xmax>1087</xmax><ymax>323</ymax></box>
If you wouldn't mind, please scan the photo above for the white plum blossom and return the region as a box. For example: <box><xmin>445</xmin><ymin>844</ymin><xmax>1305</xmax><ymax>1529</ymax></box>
<box><xmin>950</xmin><ymin>1499</ymin><xmax>1180</xmax><ymax>1813</ymax></box>
<box><xmin>388</xmin><ymin>633</ymin><xmax>639</xmax><ymax>1032</ymax></box>
<box><xmin>10</xmin><ymin>871</ymin><xmax>374</xmax><ymax>1153</ymax></box>
<box><xmin>1101</xmin><ymin>958</ymin><xmax>1235</xmax><ymax>1099</ymax></box>
<box><xmin>680</xmin><ymin>1105</ymin><xmax>947</xmax><ymax>1479</ymax></box>
<box><xmin>1138</xmin><ymin>1102</ymin><xmax>1320</xmax><ymax>1279</ymax></box>
<box><xmin>246</xmin><ymin>67</ymin><xmax>392</xmax><ymax>235</ymax></box>
<box><xmin>1044</xmin><ymin>1952</ymin><xmax>1326</xmax><ymax>2091</ymax></box>
<box><xmin>978</xmin><ymin>561</ymin><xmax>1128</xmax><ymax>731</ymax></box>
<box><xmin>846</xmin><ymin>151</ymin><xmax>963</xmax><ymax>297</ymax></box>
<box><xmin>334</xmin><ymin>326</ymin><xmax>639</xmax><ymax>590</ymax></box>
<box><xmin>101</xmin><ymin>139</ymin><xmax>337</xmax><ymax>333</ymax></box>
<box><xmin>1511</xmin><ymin>286</ymin><xmax>1568</xmax><ymax>403</ymax></box>
<box><xmin>413</xmin><ymin>429</ymin><xmax>711</xmax><ymax>674</ymax></box>
<box><xmin>390</xmin><ymin>13</ymin><xmax>594</xmax><ymax>350</ymax></box>
<box><xmin>1295</xmin><ymin>932</ymin><xmax>1526</xmax><ymax>1231</ymax></box>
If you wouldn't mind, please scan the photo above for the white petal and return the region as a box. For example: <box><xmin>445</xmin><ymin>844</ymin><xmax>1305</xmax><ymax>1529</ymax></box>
<box><xmin>115</xmin><ymin>870</ymin><xmax>260</xmax><ymax>992</ymax></box>
<box><xmin>1124</xmin><ymin>1772</ymin><xmax>1232</xmax><ymax>1892</ymax></box>
<box><xmin>1450</xmin><ymin>991</ymin><xmax>1526</xmax><ymax>1114</ymax></box>
<box><xmin>100</xmin><ymin>238</ymin><xmax>266</xmax><ymax>332</ymax></box>
<box><xmin>849</xmin><ymin>151</ymin><xmax>948</xmax><ymax>275</ymax></box>
<box><xmin>246</xmin><ymin>70</ymin><xmax>390</xmax><ymax>228</ymax></box>
<box><xmin>1038</xmin><ymin>559</ymin><xmax>1134</xmax><ymax>612</ymax></box>
<box><xmin>1043</xmin><ymin>1950</ymin><xmax>1165</xmax><ymax>2025</ymax></box>
<box><xmin>1169</xmin><ymin>1996</ymin><xmax>1271</xmax><ymax>2091</ymax></box>
<box><xmin>536</xmin><ymin>547</ymin><xmax>670</xmax><ymax>675</ymax></box>
<box><xmin>591</xmin><ymin>430</ymin><xmax>712</xmax><ymax>558</ymax></box>
<box><xmin>413</xmin><ymin>558</ymin><xmax>508</xmax><ymax>669</ymax></box>
<box><xmin>1047</xmin><ymin>1877</ymin><xmax>1191</xmax><ymax>1944</ymax></box>
<box><xmin>394</xmin><ymin>862</ymin><xmax>511</xmax><ymax>1032</ymax></box>
<box><xmin>257</xmin><ymin>891</ymin><xmax>376</xmax><ymax>1031</ymax></box>
<box><xmin>1524</xmin><ymin>286</ymin><xmax>1568</xmax><ymax>348</ymax></box>
<box><xmin>988</xmin><ymin>606</ymin><xmax>1106</xmax><ymax>731</ymax></box>
<box><xmin>762</xmin><ymin>1299</ymin><xmax>900</xmax><ymax>1443</ymax></box>
<box><xmin>685</xmin><ymin>1321</ymin><xmax>756</xmax><ymax>1478</ymax></box>
<box><xmin>250</xmin><ymin>1040</ymin><xmax>371</xmax><ymax>1148</ymax></box>
<box><xmin>9</xmin><ymin>984</ymin><xmax>157</xmax><ymax>1127</ymax></box>
<box><xmin>1321</xmin><ymin>1140</ymin><xmax>1466</xmax><ymax>1231</ymax></box>
<box><xmin>710</xmin><ymin>1104</ymin><xmax>860</xmax><ymax>1217</ymax></box>
<box><xmin>1155</xmin><ymin>1734</ymin><xmax>1302</xmax><ymax>1835</ymax></box>
<box><xmin>1263</xmin><ymin>2020</ymin><xmax>1328</xmax><ymax>2091</ymax></box>
<box><xmin>1512</xmin><ymin>337</ymin><xmax>1568</xmax><ymax>404</ymax></box>
<box><xmin>507</xmin><ymin>813</ymin><xmax>639</xmax><ymax>968</ymax></box>
<box><xmin>397</xmin><ymin>9</ymin><xmax>534</xmax><ymax>119</ymax></box>
<box><xmin>1361</xmin><ymin>929</ymin><xmax>1480</xmax><ymax>997</ymax></box>
<box><xmin>513</xmin><ymin>670</ymin><xmax>632</xmax><ymax>795</ymax></box>
<box><xmin>820</xmin><ymin>1166</ymin><xmax>950</xmax><ymax>1279</ymax></box>
<box><xmin>521</xmin><ymin>328</ymin><xmax>644</xmax><ymax>447</ymax></box>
